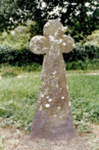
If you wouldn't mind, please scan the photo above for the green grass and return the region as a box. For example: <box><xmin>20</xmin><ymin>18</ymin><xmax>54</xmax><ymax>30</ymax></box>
<box><xmin>0</xmin><ymin>65</ymin><xmax>99</xmax><ymax>133</ymax></box>
<box><xmin>0</xmin><ymin>63</ymin><xmax>42</xmax><ymax>77</ymax></box>
<box><xmin>1</xmin><ymin>63</ymin><xmax>99</xmax><ymax>76</ymax></box>
<box><xmin>67</xmin><ymin>75</ymin><xmax>99</xmax><ymax>123</ymax></box>
<box><xmin>66</xmin><ymin>69</ymin><xmax>99</xmax><ymax>74</ymax></box>
<box><xmin>68</xmin><ymin>75</ymin><xmax>99</xmax><ymax>100</ymax></box>
<box><xmin>0</xmin><ymin>72</ymin><xmax>41</xmax><ymax>131</ymax></box>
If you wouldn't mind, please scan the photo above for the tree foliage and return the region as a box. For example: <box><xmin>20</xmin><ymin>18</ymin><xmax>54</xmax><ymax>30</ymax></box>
<box><xmin>0</xmin><ymin>0</ymin><xmax>99</xmax><ymax>41</ymax></box>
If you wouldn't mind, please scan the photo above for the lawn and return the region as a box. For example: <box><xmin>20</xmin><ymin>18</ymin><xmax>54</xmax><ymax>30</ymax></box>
<box><xmin>0</xmin><ymin>65</ymin><xmax>99</xmax><ymax>134</ymax></box>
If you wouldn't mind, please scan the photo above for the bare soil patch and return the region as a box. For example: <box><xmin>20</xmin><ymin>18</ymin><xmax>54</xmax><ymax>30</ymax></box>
<box><xmin>0</xmin><ymin>124</ymin><xmax>99</xmax><ymax>150</ymax></box>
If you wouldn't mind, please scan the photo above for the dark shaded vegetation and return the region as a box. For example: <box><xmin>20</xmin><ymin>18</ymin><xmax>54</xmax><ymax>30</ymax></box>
<box><xmin>0</xmin><ymin>44</ymin><xmax>99</xmax><ymax>70</ymax></box>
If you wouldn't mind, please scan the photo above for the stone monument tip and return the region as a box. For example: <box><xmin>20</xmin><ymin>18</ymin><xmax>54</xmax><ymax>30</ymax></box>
<box><xmin>44</xmin><ymin>19</ymin><xmax>64</xmax><ymax>37</ymax></box>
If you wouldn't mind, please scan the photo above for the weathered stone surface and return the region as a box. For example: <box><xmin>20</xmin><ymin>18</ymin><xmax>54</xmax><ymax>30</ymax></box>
<box><xmin>30</xmin><ymin>19</ymin><xmax>76</xmax><ymax>141</ymax></box>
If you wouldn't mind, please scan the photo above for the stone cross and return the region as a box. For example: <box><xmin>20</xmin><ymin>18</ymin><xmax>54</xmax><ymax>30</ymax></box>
<box><xmin>30</xmin><ymin>19</ymin><xmax>76</xmax><ymax>140</ymax></box>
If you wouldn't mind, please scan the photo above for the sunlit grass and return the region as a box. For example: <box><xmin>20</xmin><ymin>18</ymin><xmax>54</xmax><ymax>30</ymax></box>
<box><xmin>0</xmin><ymin>72</ymin><xmax>41</xmax><ymax>131</ymax></box>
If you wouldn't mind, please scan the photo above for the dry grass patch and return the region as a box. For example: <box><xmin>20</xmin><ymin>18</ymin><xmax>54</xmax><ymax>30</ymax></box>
<box><xmin>0</xmin><ymin>124</ymin><xmax>99</xmax><ymax>150</ymax></box>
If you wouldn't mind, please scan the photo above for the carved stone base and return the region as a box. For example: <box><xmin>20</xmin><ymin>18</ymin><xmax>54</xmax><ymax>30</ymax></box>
<box><xmin>30</xmin><ymin>110</ymin><xmax>76</xmax><ymax>141</ymax></box>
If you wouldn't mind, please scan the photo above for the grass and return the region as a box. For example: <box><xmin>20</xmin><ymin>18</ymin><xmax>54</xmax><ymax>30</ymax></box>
<box><xmin>68</xmin><ymin>75</ymin><xmax>99</xmax><ymax>100</ymax></box>
<box><xmin>66</xmin><ymin>69</ymin><xmax>99</xmax><ymax>74</ymax></box>
<box><xmin>0</xmin><ymin>63</ymin><xmax>42</xmax><ymax>77</ymax></box>
<box><xmin>0</xmin><ymin>64</ymin><xmax>99</xmax><ymax>133</ymax></box>
<box><xmin>1</xmin><ymin>63</ymin><xmax>99</xmax><ymax>76</ymax></box>
<box><xmin>0</xmin><ymin>72</ymin><xmax>41</xmax><ymax>131</ymax></box>
<box><xmin>68</xmin><ymin>75</ymin><xmax>99</xmax><ymax>124</ymax></box>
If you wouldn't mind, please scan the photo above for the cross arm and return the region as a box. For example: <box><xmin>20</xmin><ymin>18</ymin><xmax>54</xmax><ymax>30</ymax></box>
<box><xmin>30</xmin><ymin>36</ymin><xmax>48</xmax><ymax>55</ymax></box>
<box><xmin>62</xmin><ymin>35</ymin><xmax>75</xmax><ymax>53</ymax></box>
